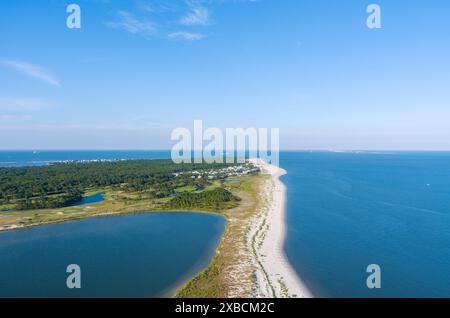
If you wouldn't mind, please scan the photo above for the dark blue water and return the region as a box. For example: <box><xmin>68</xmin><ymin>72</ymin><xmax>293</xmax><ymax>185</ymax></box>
<box><xmin>65</xmin><ymin>193</ymin><xmax>105</xmax><ymax>207</ymax></box>
<box><xmin>282</xmin><ymin>151</ymin><xmax>450</xmax><ymax>297</ymax></box>
<box><xmin>0</xmin><ymin>150</ymin><xmax>170</xmax><ymax>167</ymax></box>
<box><xmin>0</xmin><ymin>212</ymin><xmax>225</xmax><ymax>298</ymax></box>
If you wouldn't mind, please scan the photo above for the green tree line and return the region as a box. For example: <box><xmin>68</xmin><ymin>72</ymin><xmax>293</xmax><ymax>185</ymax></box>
<box><xmin>166</xmin><ymin>188</ymin><xmax>240</xmax><ymax>210</ymax></box>
<box><xmin>0</xmin><ymin>160</ymin><xmax>237</xmax><ymax>209</ymax></box>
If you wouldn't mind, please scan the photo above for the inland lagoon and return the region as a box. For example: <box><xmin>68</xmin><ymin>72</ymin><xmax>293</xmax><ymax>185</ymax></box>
<box><xmin>0</xmin><ymin>212</ymin><xmax>225</xmax><ymax>298</ymax></box>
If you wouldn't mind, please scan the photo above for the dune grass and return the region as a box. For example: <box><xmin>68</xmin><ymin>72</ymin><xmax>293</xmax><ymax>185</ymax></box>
<box><xmin>174</xmin><ymin>174</ymin><xmax>266</xmax><ymax>298</ymax></box>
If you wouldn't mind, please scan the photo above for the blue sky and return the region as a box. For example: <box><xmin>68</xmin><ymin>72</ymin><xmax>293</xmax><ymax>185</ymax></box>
<box><xmin>0</xmin><ymin>0</ymin><xmax>449</xmax><ymax>150</ymax></box>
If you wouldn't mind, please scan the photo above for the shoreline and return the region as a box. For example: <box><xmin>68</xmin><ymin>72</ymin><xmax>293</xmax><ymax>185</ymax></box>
<box><xmin>1</xmin><ymin>160</ymin><xmax>312</xmax><ymax>298</ymax></box>
<box><xmin>249</xmin><ymin>159</ymin><xmax>313</xmax><ymax>298</ymax></box>
<box><xmin>0</xmin><ymin>206</ymin><xmax>234</xmax><ymax>234</ymax></box>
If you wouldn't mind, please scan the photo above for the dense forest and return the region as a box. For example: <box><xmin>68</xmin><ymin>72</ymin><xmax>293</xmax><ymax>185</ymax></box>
<box><xmin>166</xmin><ymin>188</ymin><xmax>239</xmax><ymax>210</ymax></box>
<box><xmin>0</xmin><ymin>160</ymin><xmax>239</xmax><ymax>210</ymax></box>
<box><xmin>15</xmin><ymin>190</ymin><xmax>84</xmax><ymax>210</ymax></box>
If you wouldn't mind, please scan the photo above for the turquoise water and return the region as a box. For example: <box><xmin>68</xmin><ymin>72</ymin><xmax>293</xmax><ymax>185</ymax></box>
<box><xmin>0</xmin><ymin>212</ymin><xmax>225</xmax><ymax>298</ymax></box>
<box><xmin>65</xmin><ymin>193</ymin><xmax>105</xmax><ymax>207</ymax></box>
<box><xmin>282</xmin><ymin>151</ymin><xmax>450</xmax><ymax>297</ymax></box>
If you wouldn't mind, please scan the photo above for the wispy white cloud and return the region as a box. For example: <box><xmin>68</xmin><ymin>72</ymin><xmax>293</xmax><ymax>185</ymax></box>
<box><xmin>141</xmin><ymin>4</ymin><xmax>155</xmax><ymax>13</ymax></box>
<box><xmin>0</xmin><ymin>60</ymin><xmax>61</xmax><ymax>87</ymax></box>
<box><xmin>180</xmin><ymin>6</ymin><xmax>211</xmax><ymax>26</ymax></box>
<box><xmin>140</xmin><ymin>1</ymin><xmax>179</xmax><ymax>13</ymax></box>
<box><xmin>0</xmin><ymin>97</ymin><xmax>53</xmax><ymax>111</ymax></box>
<box><xmin>168</xmin><ymin>31</ymin><xmax>204</xmax><ymax>41</ymax></box>
<box><xmin>106</xmin><ymin>0</ymin><xmax>253</xmax><ymax>41</ymax></box>
<box><xmin>106</xmin><ymin>11</ymin><xmax>158</xmax><ymax>37</ymax></box>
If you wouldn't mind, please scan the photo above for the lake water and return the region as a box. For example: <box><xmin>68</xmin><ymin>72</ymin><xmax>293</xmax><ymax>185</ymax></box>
<box><xmin>0</xmin><ymin>212</ymin><xmax>225</xmax><ymax>298</ymax></box>
<box><xmin>65</xmin><ymin>193</ymin><xmax>105</xmax><ymax>207</ymax></box>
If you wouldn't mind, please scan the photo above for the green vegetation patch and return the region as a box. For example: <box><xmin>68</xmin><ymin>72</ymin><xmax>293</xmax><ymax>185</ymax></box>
<box><xmin>166</xmin><ymin>188</ymin><xmax>239</xmax><ymax>210</ymax></box>
<box><xmin>0</xmin><ymin>160</ymin><xmax>240</xmax><ymax>210</ymax></box>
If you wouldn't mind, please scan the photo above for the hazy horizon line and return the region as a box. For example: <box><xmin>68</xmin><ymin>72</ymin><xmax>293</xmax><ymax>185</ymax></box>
<box><xmin>1</xmin><ymin>149</ymin><xmax>450</xmax><ymax>152</ymax></box>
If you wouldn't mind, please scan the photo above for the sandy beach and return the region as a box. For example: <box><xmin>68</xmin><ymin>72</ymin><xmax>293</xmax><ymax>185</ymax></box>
<box><xmin>248</xmin><ymin>159</ymin><xmax>312</xmax><ymax>298</ymax></box>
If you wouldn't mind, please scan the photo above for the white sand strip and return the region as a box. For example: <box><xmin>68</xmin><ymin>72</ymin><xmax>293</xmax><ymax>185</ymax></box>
<box><xmin>249</xmin><ymin>159</ymin><xmax>313</xmax><ymax>298</ymax></box>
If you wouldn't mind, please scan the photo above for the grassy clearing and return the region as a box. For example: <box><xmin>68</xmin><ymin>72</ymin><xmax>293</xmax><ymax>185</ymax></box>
<box><xmin>0</xmin><ymin>204</ymin><xmax>14</xmax><ymax>210</ymax></box>
<box><xmin>0</xmin><ymin>187</ymin><xmax>172</xmax><ymax>230</ymax></box>
<box><xmin>175</xmin><ymin>185</ymin><xmax>197</xmax><ymax>192</ymax></box>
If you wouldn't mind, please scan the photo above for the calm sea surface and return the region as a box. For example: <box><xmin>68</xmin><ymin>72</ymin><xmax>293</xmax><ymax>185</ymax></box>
<box><xmin>0</xmin><ymin>212</ymin><xmax>225</xmax><ymax>297</ymax></box>
<box><xmin>0</xmin><ymin>150</ymin><xmax>170</xmax><ymax>167</ymax></box>
<box><xmin>283</xmin><ymin>151</ymin><xmax>450</xmax><ymax>297</ymax></box>
<box><xmin>1</xmin><ymin>150</ymin><xmax>450</xmax><ymax>297</ymax></box>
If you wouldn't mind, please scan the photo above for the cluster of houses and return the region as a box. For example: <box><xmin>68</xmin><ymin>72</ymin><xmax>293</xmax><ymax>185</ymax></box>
<box><xmin>173</xmin><ymin>163</ymin><xmax>260</xmax><ymax>181</ymax></box>
<box><xmin>54</xmin><ymin>159</ymin><xmax>126</xmax><ymax>165</ymax></box>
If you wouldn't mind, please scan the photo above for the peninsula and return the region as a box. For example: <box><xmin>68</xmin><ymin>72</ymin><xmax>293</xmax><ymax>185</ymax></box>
<box><xmin>0</xmin><ymin>158</ymin><xmax>312</xmax><ymax>298</ymax></box>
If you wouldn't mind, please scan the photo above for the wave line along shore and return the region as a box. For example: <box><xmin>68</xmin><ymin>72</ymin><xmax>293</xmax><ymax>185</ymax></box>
<box><xmin>248</xmin><ymin>159</ymin><xmax>312</xmax><ymax>298</ymax></box>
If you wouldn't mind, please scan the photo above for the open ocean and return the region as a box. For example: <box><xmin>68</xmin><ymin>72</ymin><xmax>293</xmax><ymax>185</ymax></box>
<box><xmin>283</xmin><ymin>151</ymin><xmax>450</xmax><ymax>297</ymax></box>
<box><xmin>1</xmin><ymin>150</ymin><xmax>450</xmax><ymax>297</ymax></box>
<box><xmin>0</xmin><ymin>150</ymin><xmax>170</xmax><ymax>167</ymax></box>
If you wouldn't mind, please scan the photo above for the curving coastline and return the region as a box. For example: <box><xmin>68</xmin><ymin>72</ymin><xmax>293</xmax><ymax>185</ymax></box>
<box><xmin>1</xmin><ymin>157</ymin><xmax>312</xmax><ymax>298</ymax></box>
<box><xmin>249</xmin><ymin>159</ymin><xmax>312</xmax><ymax>298</ymax></box>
